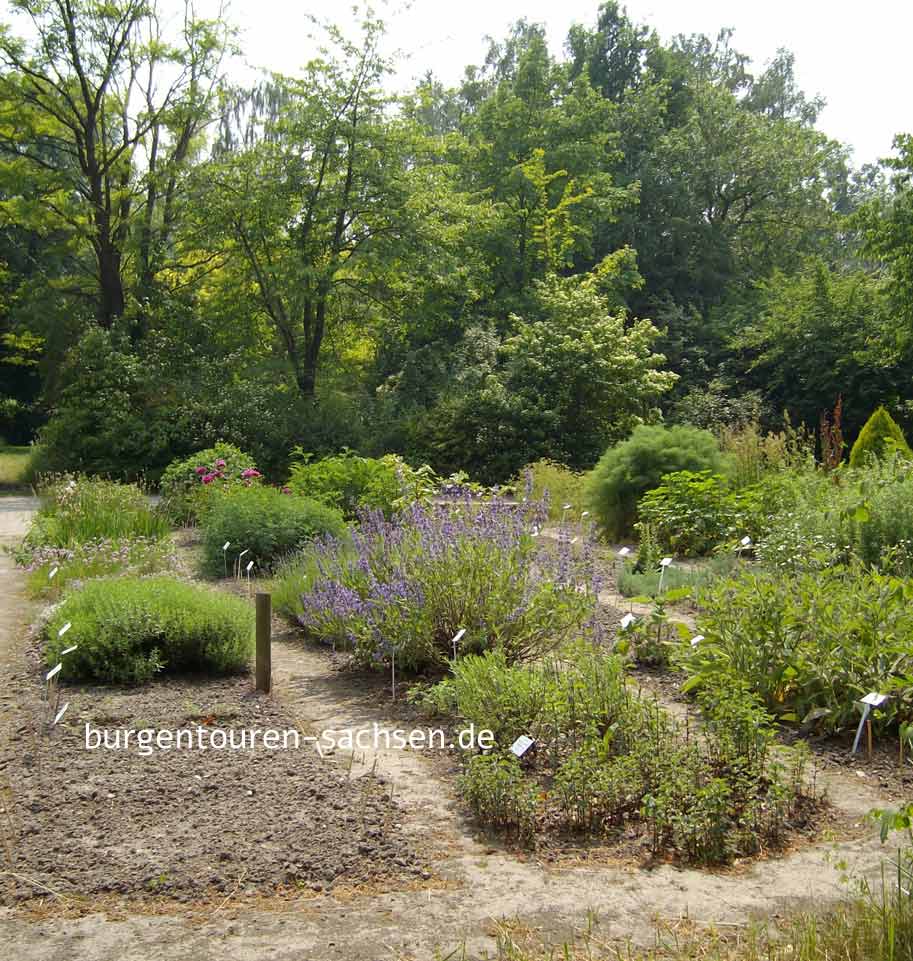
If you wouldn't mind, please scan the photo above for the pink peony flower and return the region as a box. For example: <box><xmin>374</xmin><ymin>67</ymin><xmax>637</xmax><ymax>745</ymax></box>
<box><xmin>194</xmin><ymin>466</ymin><xmax>207</xmax><ymax>475</ymax></box>
<box><xmin>202</xmin><ymin>473</ymin><xmax>217</xmax><ymax>485</ymax></box>
<box><xmin>214</xmin><ymin>458</ymin><xmax>226</xmax><ymax>468</ymax></box>
<box><xmin>241</xmin><ymin>468</ymin><xmax>261</xmax><ymax>479</ymax></box>
<box><xmin>281</xmin><ymin>486</ymin><xmax>292</xmax><ymax>495</ymax></box>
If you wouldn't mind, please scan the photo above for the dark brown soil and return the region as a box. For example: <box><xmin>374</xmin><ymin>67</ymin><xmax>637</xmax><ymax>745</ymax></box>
<box><xmin>0</xmin><ymin>668</ymin><xmax>427</xmax><ymax>906</ymax></box>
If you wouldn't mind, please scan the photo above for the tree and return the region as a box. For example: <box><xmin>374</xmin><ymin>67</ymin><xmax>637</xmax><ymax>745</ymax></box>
<box><xmin>849</xmin><ymin>406</ymin><xmax>912</xmax><ymax>467</ymax></box>
<box><xmin>501</xmin><ymin>252</ymin><xmax>676</xmax><ymax>467</ymax></box>
<box><xmin>0</xmin><ymin>0</ymin><xmax>230</xmax><ymax>332</ymax></box>
<box><xmin>201</xmin><ymin>18</ymin><xmax>443</xmax><ymax>397</ymax></box>
<box><xmin>733</xmin><ymin>259</ymin><xmax>899</xmax><ymax>438</ymax></box>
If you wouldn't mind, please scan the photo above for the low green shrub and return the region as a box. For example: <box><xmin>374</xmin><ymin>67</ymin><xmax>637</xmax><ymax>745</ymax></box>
<box><xmin>158</xmin><ymin>442</ymin><xmax>259</xmax><ymax>524</ymax></box>
<box><xmin>458</xmin><ymin>753</ymin><xmax>538</xmax><ymax>840</ymax></box>
<box><xmin>24</xmin><ymin>476</ymin><xmax>168</xmax><ymax>549</ymax></box>
<box><xmin>616</xmin><ymin>554</ymin><xmax>738</xmax><ymax>599</ymax></box>
<box><xmin>683</xmin><ymin>563</ymin><xmax>913</xmax><ymax>732</ymax></box>
<box><xmin>849</xmin><ymin>406</ymin><xmax>912</xmax><ymax>468</ymax></box>
<box><xmin>286</xmin><ymin>450</ymin><xmax>434</xmax><ymax>518</ymax></box>
<box><xmin>44</xmin><ymin>576</ymin><xmax>254</xmax><ymax>684</ymax></box>
<box><xmin>435</xmin><ymin>642</ymin><xmax>810</xmax><ymax>863</ymax></box>
<box><xmin>516</xmin><ymin>459</ymin><xmax>586</xmax><ymax>521</ymax></box>
<box><xmin>636</xmin><ymin>470</ymin><xmax>755</xmax><ymax>555</ymax></box>
<box><xmin>585</xmin><ymin>425</ymin><xmax>725</xmax><ymax>539</ymax></box>
<box><xmin>200</xmin><ymin>486</ymin><xmax>346</xmax><ymax>577</ymax></box>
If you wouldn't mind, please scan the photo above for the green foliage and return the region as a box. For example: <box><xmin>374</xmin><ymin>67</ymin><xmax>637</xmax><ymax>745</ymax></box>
<box><xmin>292</xmin><ymin>500</ymin><xmax>597</xmax><ymax>673</ymax></box>
<box><xmin>200</xmin><ymin>486</ymin><xmax>346</xmax><ymax>577</ymax></box>
<box><xmin>22</xmin><ymin>537</ymin><xmax>176</xmax><ymax>598</ymax></box>
<box><xmin>159</xmin><ymin>443</ymin><xmax>259</xmax><ymax>524</ymax></box>
<box><xmin>849</xmin><ymin>406</ymin><xmax>912</xmax><ymax>468</ymax></box>
<box><xmin>637</xmin><ymin>470</ymin><xmax>743</xmax><ymax>556</ymax></box>
<box><xmin>585</xmin><ymin>425</ymin><xmax>725</xmax><ymax>539</ymax></box>
<box><xmin>44</xmin><ymin>576</ymin><xmax>254</xmax><ymax>685</ymax></box>
<box><xmin>756</xmin><ymin>457</ymin><xmax>913</xmax><ymax>576</ymax></box>
<box><xmin>436</xmin><ymin>642</ymin><xmax>807</xmax><ymax>862</ymax></box>
<box><xmin>36</xmin><ymin>329</ymin><xmax>174</xmax><ymax>479</ymax></box>
<box><xmin>683</xmin><ymin>563</ymin><xmax>913</xmax><ymax>732</ymax></box>
<box><xmin>23</xmin><ymin>476</ymin><xmax>168</xmax><ymax>550</ymax></box>
<box><xmin>286</xmin><ymin>450</ymin><xmax>433</xmax><ymax>518</ymax></box>
<box><xmin>444</xmin><ymin>645</ymin><xmax>628</xmax><ymax>749</ymax></box>
<box><xmin>736</xmin><ymin>262</ymin><xmax>900</xmax><ymax>442</ymax></box>
<box><xmin>457</xmin><ymin>753</ymin><xmax>538</xmax><ymax>840</ymax></box>
<box><xmin>517</xmin><ymin>459</ymin><xmax>586</xmax><ymax>520</ymax></box>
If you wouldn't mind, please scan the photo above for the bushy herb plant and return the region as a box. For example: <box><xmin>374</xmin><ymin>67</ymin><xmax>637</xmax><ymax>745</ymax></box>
<box><xmin>292</xmin><ymin>497</ymin><xmax>602</xmax><ymax>672</ymax></box>
<box><xmin>200</xmin><ymin>486</ymin><xmax>346</xmax><ymax>577</ymax></box>
<box><xmin>44</xmin><ymin>576</ymin><xmax>255</xmax><ymax>684</ymax></box>
<box><xmin>683</xmin><ymin>562</ymin><xmax>913</xmax><ymax>732</ymax></box>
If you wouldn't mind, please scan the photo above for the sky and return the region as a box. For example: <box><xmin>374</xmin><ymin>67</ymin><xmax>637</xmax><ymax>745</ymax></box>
<box><xmin>216</xmin><ymin>0</ymin><xmax>911</xmax><ymax>169</ymax></box>
<box><xmin>3</xmin><ymin>0</ymin><xmax>908</xmax><ymax>167</ymax></box>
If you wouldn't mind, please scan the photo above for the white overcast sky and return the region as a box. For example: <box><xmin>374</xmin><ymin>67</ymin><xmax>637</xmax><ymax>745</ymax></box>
<box><xmin>4</xmin><ymin>0</ymin><xmax>909</xmax><ymax>167</ymax></box>
<box><xmin>216</xmin><ymin>0</ymin><xmax>910</xmax><ymax>169</ymax></box>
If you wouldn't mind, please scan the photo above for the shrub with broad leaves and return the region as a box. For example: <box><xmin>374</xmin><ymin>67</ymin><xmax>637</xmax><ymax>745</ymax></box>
<box><xmin>159</xmin><ymin>443</ymin><xmax>259</xmax><ymax>524</ymax></box>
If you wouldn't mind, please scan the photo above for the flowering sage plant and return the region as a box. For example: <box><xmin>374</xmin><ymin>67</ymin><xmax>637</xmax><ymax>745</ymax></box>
<box><xmin>296</xmin><ymin>493</ymin><xmax>603</xmax><ymax>673</ymax></box>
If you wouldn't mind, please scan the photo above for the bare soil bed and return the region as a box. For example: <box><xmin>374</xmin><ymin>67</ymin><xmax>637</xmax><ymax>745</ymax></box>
<box><xmin>0</xmin><ymin>665</ymin><xmax>427</xmax><ymax>907</ymax></box>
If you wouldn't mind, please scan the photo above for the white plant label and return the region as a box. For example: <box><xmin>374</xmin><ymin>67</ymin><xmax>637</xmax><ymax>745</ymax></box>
<box><xmin>562</xmin><ymin>503</ymin><xmax>572</xmax><ymax>511</ymax></box>
<box><xmin>239</xmin><ymin>549</ymin><xmax>249</xmax><ymax>558</ymax></box>
<box><xmin>618</xmin><ymin>547</ymin><xmax>631</xmax><ymax>558</ymax></box>
<box><xmin>861</xmin><ymin>692</ymin><xmax>889</xmax><ymax>707</ymax></box>
<box><xmin>246</xmin><ymin>560</ymin><xmax>254</xmax><ymax>573</ymax></box>
<box><xmin>451</xmin><ymin>628</ymin><xmax>466</xmax><ymax>645</ymax></box>
<box><xmin>660</xmin><ymin>557</ymin><xmax>673</xmax><ymax>567</ymax></box>
<box><xmin>620</xmin><ymin>613</ymin><xmax>636</xmax><ymax>630</ymax></box>
<box><xmin>61</xmin><ymin>645</ymin><xmax>78</xmax><ymax>656</ymax></box>
<box><xmin>581</xmin><ymin>511</ymin><xmax>590</xmax><ymax>518</ymax></box>
<box><xmin>509</xmin><ymin>735</ymin><xmax>535</xmax><ymax>758</ymax></box>
<box><xmin>569</xmin><ymin>536</ymin><xmax>579</xmax><ymax>545</ymax></box>
<box><xmin>53</xmin><ymin>702</ymin><xmax>69</xmax><ymax>725</ymax></box>
<box><xmin>57</xmin><ymin>622</ymin><xmax>71</xmax><ymax>637</ymax></box>
<box><xmin>223</xmin><ymin>541</ymin><xmax>231</xmax><ymax>551</ymax></box>
<box><xmin>49</xmin><ymin>567</ymin><xmax>58</xmax><ymax>580</ymax></box>
<box><xmin>690</xmin><ymin>634</ymin><xmax>705</xmax><ymax>647</ymax></box>
<box><xmin>740</xmin><ymin>535</ymin><xmax>752</xmax><ymax>547</ymax></box>
<box><xmin>46</xmin><ymin>663</ymin><xmax>62</xmax><ymax>682</ymax></box>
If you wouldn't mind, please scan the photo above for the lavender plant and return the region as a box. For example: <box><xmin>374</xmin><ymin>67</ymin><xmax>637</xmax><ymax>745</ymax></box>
<box><xmin>293</xmin><ymin>495</ymin><xmax>603</xmax><ymax>672</ymax></box>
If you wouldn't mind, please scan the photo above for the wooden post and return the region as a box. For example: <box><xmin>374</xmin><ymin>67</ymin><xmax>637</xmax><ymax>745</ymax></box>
<box><xmin>866</xmin><ymin>718</ymin><xmax>873</xmax><ymax>759</ymax></box>
<box><xmin>256</xmin><ymin>592</ymin><xmax>271</xmax><ymax>693</ymax></box>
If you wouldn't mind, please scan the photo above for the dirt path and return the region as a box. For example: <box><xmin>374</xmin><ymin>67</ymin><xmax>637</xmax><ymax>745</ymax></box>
<box><xmin>0</xmin><ymin>502</ymin><xmax>902</xmax><ymax>960</ymax></box>
<box><xmin>0</xmin><ymin>497</ymin><xmax>39</xmax><ymax>730</ymax></box>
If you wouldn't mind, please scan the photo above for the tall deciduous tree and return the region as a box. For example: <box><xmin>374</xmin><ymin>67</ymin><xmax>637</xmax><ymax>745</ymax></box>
<box><xmin>202</xmin><ymin>17</ymin><xmax>472</xmax><ymax>398</ymax></box>
<box><xmin>0</xmin><ymin>0</ymin><xmax>229</xmax><ymax>332</ymax></box>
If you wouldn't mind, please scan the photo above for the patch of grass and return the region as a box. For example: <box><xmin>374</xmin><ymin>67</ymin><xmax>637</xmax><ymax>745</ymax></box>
<box><xmin>44</xmin><ymin>576</ymin><xmax>255</xmax><ymax>685</ymax></box>
<box><xmin>0</xmin><ymin>445</ymin><xmax>30</xmax><ymax>489</ymax></box>
<box><xmin>451</xmin><ymin>867</ymin><xmax>913</xmax><ymax>958</ymax></box>
<box><xmin>21</xmin><ymin>537</ymin><xmax>177</xmax><ymax>597</ymax></box>
<box><xmin>24</xmin><ymin>475</ymin><xmax>168</xmax><ymax>549</ymax></box>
